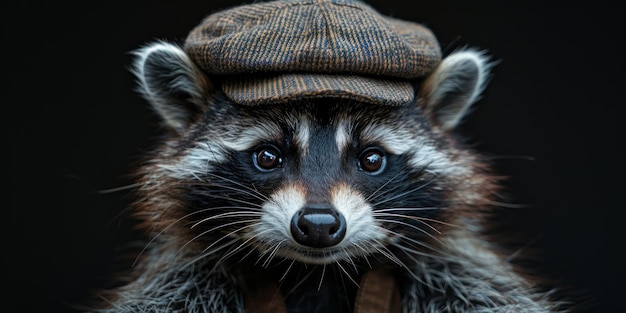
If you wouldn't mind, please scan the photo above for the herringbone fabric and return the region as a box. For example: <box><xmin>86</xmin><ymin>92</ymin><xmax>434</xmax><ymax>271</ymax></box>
<box><xmin>184</xmin><ymin>0</ymin><xmax>441</xmax><ymax>106</ymax></box>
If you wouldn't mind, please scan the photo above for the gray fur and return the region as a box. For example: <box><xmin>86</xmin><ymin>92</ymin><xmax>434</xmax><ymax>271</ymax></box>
<box><xmin>94</xmin><ymin>241</ymin><xmax>244</xmax><ymax>313</ymax></box>
<box><xmin>403</xmin><ymin>231</ymin><xmax>564</xmax><ymax>312</ymax></box>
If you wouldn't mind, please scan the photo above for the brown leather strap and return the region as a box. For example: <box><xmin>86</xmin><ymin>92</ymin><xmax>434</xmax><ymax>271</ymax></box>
<box><xmin>354</xmin><ymin>268</ymin><xmax>402</xmax><ymax>313</ymax></box>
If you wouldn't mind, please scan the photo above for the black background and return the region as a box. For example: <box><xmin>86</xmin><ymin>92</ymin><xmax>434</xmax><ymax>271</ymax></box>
<box><xmin>6</xmin><ymin>1</ymin><xmax>624</xmax><ymax>312</ymax></box>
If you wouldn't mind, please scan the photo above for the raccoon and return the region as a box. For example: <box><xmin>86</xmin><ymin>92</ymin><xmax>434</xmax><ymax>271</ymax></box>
<box><xmin>87</xmin><ymin>2</ymin><xmax>567</xmax><ymax>313</ymax></box>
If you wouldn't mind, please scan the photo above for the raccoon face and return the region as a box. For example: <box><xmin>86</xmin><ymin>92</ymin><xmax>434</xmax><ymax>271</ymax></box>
<box><xmin>133</xmin><ymin>42</ymin><xmax>492</xmax><ymax>266</ymax></box>
<box><xmin>206</xmin><ymin>102</ymin><xmax>447</xmax><ymax>265</ymax></box>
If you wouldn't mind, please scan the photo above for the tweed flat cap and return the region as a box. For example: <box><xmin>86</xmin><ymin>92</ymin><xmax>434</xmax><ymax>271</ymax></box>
<box><xmin>184</xmin><ymin>0</ymin><xmax>441</xmax><ymax>106</ymax></box>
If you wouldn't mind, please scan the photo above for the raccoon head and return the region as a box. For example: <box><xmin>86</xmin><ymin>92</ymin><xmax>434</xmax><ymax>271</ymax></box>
<box><xmin>132</xmin><ymin>42</ymin><xmax>493</xmax><ymax>267</ymax></box>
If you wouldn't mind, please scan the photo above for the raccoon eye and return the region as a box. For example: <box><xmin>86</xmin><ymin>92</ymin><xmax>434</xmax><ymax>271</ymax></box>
<box><xmin>253</xmin><ymin>146</ymin><xmax>283</xmax><ymax>171</ymax></box>
<box><xmin>358</xmin><ymin>148</ymin><xmax>386</xmax><ymax>174</ymax></box>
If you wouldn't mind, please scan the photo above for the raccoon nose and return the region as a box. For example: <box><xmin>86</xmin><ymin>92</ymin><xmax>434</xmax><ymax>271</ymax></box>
<box><xmin>290</xmin><ymin>204</ymin><xmax>347</xmax><ymax>248</ymax></box>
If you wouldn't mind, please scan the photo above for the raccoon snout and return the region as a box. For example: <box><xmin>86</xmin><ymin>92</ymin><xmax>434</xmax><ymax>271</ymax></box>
<box><xmin>290</xmin><ymin>204</ymin><xmax>347</xmax><ymax>248</ymax></box>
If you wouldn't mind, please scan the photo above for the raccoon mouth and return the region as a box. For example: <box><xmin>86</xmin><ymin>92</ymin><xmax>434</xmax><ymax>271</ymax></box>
<box><xmin>273</xmin><ymin>240</ymin><xmax>386</xmax><ymax>265</ymax></box>
<box><xmin>280</xmin><ymin>247</ymin><xmax>349</xmax><ymax>264</ymax></box>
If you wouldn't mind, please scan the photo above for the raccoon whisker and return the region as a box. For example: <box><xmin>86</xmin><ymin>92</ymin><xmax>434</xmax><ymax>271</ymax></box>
<box><xmin>381</xmin><ymin>228</ymin><xmax>442</xmax><ymax>256</ymax></box>
<box><xmin>196</xmin><ymin>193</ymin><xmax>264</xmax><ymax>209</ymax></box>
<box><xmin>250</xmin><ymin>182</ymin><xmax>260</xmax><ymax>194</ymax></box>
<box><xmin>373</xmin><ymin>213</ymin><xmax>452</xmax><ymax>233</ymax></box>
<box><xmin>202</xmin><ymin>172</ymin><xmax>271</xmax><ymax>201</ymax></box>
<box><xmin>376</xmin><ymin>218</ymin><xmax>444</xmax><ymax>244</ymax></box>
<box><xmin>279</xmin><ymin>259</ymin><xmax>297</xmax><ymax>282</ymax></box>
<box><xmin>262</xmin><ymin>241</ymin><xmax>286</xmax><ymax>268</ymax></box>
<box><xmin>351</xmin><ymin>241</ymin><xmax>366</xmax><ymax>254</ymax></box>
<box><xmin>283</xmin><ymin>265</ymin><xmax>319</xmax><ymax>299</ymax></box>
<box><xmin>209</xmin><ymin>227</ymin><xmax>281</xmax><ymax>273</ymax></box>
<box><xmin>353</xmin><ymin>242</ymin><xmax>373</xmax><ymax>269</ymax></box>
<box><xmin>205</xmin><ymin>172</ymin><xmax>269</xmax><ymax>198</ymax></box>
<box><xmin>388</xmin><ymin>247</ymin><xmax>423</xmax><ymax>281</ymax></box>
<box><xmin>373</xmin><ymin>207</ymin><xmax>439</xmax><ymax>212</ymax></box>
<box><xmin>369</xmin><ymin>238</ymin><xmax>405</xmax><ymax>267</ymax></box>
<box><xmin>132</xmin><ymin>205</ymin><xmax>255</xmax><ymax>267</ymax></box>
<box><xmin>204</xmin><ymin>239</ymin><xmax>242</xmax><ymax>263</ymax></box>
<box><xmin>407</xmin><ymin>216</ymin><xmax>458</xmax><ymax>228</ymax></box>
<box><xmin>177</xmin><ymin>220</ymin><xmax>257</xmax><ymax>256</ymax></box>
<box><xmin>189</xmin><ymin>170</ymin><xmax>204</xmax><ymax>183</ymax></box>
<box><xmin>391</xmin><ymin>240</ymin><xmax>439</xmax><ymax>260</ymax></box>
<box><xmin>365</xmin><ymin>170</ymin><xmax>404</xmax><ymax>202</ymax></box>
<box><xmin>215</xmin><ymin>230</ymin><xmax>267</xmax><ymax>267</ymax></box>
<box><xmin>269</xmin><ymin>252</ymin><xmax>293</xmax><ymax>267</ymax></box>
<box><xmin>201</xmin><ymin>182</ymin><xmax>270</xmax><ymax>204</ymax></box>
<box><xmin>205</xmin><ymin>222</ymin><xmax>263</xmax><ymax>255</ymax></box>
<box><xmin>395</xmin><ymin>238</ymin><xmax>453</xmax><ymax>268</ymax></box>
<box><xmin>205</xmin><ymin>242</ymin><xmax>255</xmax><ymax>275</ymax></box>
<box><xmin>334</xmin><ymin>266</ymin><xmax>353</xmax><ymax>311</ymax></box>
<box><xmin>352</xmin><ymin>242</ymin><xmax>371</xmax><ymax>257</ymax></box>
<box><xmin>343</xmin><ymin>249</ymin><xmax>359</xmax><ymax>272</ymax></box>
<box><xmin>235</xmin><ymin>230</ymin><xmax>280</xmax><ymax>264</ymax></box>
<box><xmin>179</xmin><ymin>237</ymin><xmax>239</xmax><ymax>271</ymax></box>
<box><xmin>317</xmin><ymin>264</ymin><xmax>327</xmax><ymax>291</ymax></box>
<box><xmin>365</xmin><ymin>177</ymin><xmax>409</xmax><ymax>203</ymax></box>
<box><xmin>96</xmin><ymin>183</ymin><xmax>142</xmax><ymax>194</ymax></box>
<box><xmin>366</xmin><ymin>165</ymin><xmax>433</xmax><ymax>203</ymax></box>
<box><xmin>335</xmin><ymin>262</ymin><xmax>359</xmax><ymax>287</ymax></box>
<box><xmin>342</xmin><ymin>242</ymin><xmax>374</xmax><ymax>270</ymax></box>
<box><xmin>190</xmin><ymin>211</ymin><xmax>263</xmax><ymax>229</ymax></box>
<box><xmin>237</xmin><ymin>244</ymin><xmax>259</xmax><ymax>263</ymax></box>
<box><xmin>187</xmin><ymin>205</ymin><xmax>262</xmax><ymax>219</ymax></box>
<box><xmin>390</xmin><ymin>243</ymin><xmax>443</xmax><ymax>291</ymax></box>
<box><xmin>486</xmin><ymin>200</ymin><xmax>532</xmax><ymax>209</ymax></box>
<box><xmin>504</xmin><ymin>236</ymin><xmax>541</xmax><ymax>263</ymax></box>
<box><xmin>371</xmin><ymin>177</ymin><xmax>438</xmax><ymax>207</ymax></box>
<box><xmin>380</xmin><ymin>244</ymin><xmax>407</xmax><ymax>268</ymax></box>
<box><xmin>244</xmin><ymin>230</ymin><xmax>285</xmax><ymax>266</ymax></box>
<box><xmin>483</xmin><ymin>154</ymin><xmax>536</xmax><ymax>162</ymax></box>
<box><xmin>193</xmin><ymin>218</ymin><xmax>258</xmax><ymax>238</ymax></box>
<box><xmin>205</xmin><ymin>184</ymin><xmax>269</xmax><ymax>203</ymax></box>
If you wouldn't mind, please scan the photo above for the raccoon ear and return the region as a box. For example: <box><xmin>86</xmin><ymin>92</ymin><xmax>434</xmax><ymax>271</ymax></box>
<box><xmin>419</xmin><ymin>49</ymin><xmax>492</xmax><ymax>131</ymax></box>
<box><xmin>133</xmin><ymin>41</ymin><xmax>211</xmax><ymax>132</ymax></box>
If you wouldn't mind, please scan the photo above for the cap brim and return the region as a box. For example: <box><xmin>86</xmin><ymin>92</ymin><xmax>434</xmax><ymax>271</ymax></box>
<box><xmin>221</xmin><ymin>74</ymin><xmax>414</xmax><ymax>106</ymax></box>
